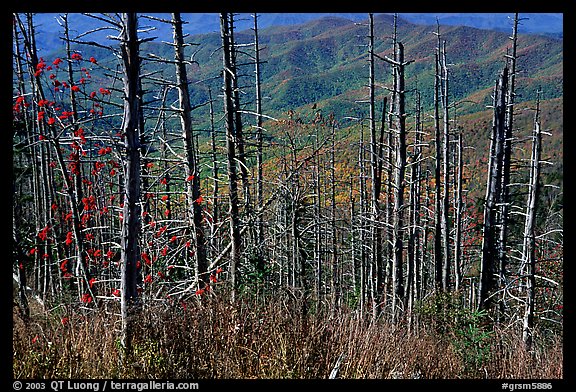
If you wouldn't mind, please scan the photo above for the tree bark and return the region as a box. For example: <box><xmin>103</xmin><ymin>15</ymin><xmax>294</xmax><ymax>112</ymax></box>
<box><xmin>433</xmin><ymin>48</ymin><xmax>443</xmax><ymax>292</ymax></box>
<box><xmin>478</xmin><ymin>67</ymin><xmax>508</xmax><ymax>311</ymax></box>
<box><xmin>521</xmin><ymin>92</ymin><xmax>542</xmax><ymax>350</ymax></box>
<box><xmin>496</xmin><ymin>12</ymin><xmax>519</xmax><ymax>319</ymax></box>
<box><xmin>220</xmin><ymin>12</ymin><xmax>242</xmax><ymax>302</ymax></box>
<box><xmin>119</xmin><ymin>12</ymin><xmax>142</xmax><ymax>352</ymax></box>
<box><xmin>172</xmin><ymin>12</ymin><xmax>208</xmax><ymax>287</ymax></box>
<box><xmin>253</xmin><ymin>13</ymin><xmax>266</xmax><ymax>275</ymax></box>
<box><xmin>454</xmin><ymin>131</ymin><xmax>464</xmax><ymax>292</ymax></box>
<box><xmin>390</xmin><ymin>42</ymin><xmax>407</xmax><ymax>322</ymax></box>
<box><xmin>440</xmin><ymin>39</ymin><xmax>451</xmax><ymax>292</ymax></box>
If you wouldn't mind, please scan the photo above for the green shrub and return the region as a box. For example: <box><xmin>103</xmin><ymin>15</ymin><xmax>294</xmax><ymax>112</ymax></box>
<box><xmin>415</xmin><ymin>291</ymin><xmax>494</xmax><ymax>375</ymax></box>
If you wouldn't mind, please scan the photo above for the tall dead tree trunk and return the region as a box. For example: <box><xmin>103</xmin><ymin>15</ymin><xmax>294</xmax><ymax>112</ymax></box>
<box><xmin>407</xmin><ymin>91</ymin><xmax>423</xmax><ymax>323</ymax></box>
<box><xmin>383</xmin><ymin>13</ymin><xmax>399</xmax><ymax>314</ymax></box>
<box><xmin>420</xmin><ymin>170</ymin><xmax>432</xmax><ymax>304</ymax></box>
<box><xmin>521</xmin><ymin>91</ymin><xmax>542</xmax><ymax>350</ymax></box>
<box><xmin>228</xmin><ymin>15</ymin><xmax>252</xmax><ymax>214</ymax></box>
<box><xmin>172</xmin><ymin>12</ymin><xmax>208</xmax><ymax>287</ymax></box>
<box><xmin>479</xmin><ymin>67</ymin><xmax>509</xmax><ymax>312</ymax></box>
<box><xmin>454</xmin><ymin>130</ymin><xmax>464</xmax><ymax>292</ymax></box>
<box><xmin>384</xmin><ymin>42</ymin><xmax>411</xmax><ymax>322</ymax></box>
<box><xmin>313</xmin><ymin>134</ymin><xmax>323</xmax><ymax>303</ymax></box>
<box><xmin>330</xmin><ymin>122</ymin><xmax>339</xmax><ymax>308</ymax></box>
<box><xmin>208</xmin><ymin>87</ymin><xmax>221</xmax><ymax>258</ymax></box>
<box><xmin>358</xmin><ymin>121</ymin><xmax>367</xmax><ymax>314</ymax></box>
<box><xmin>433</xmin><ymin>48</ymin><xmax>443</xmax><ymax>292</ymax></box>
<box><xmin>367</xmin><ymin>14</ymin><xmax>387</xmax><ymax>318</ymax></box>
<box><xmin>497</xmin><ymin>12</ymin><xmax>520</xmax><ymax>319</ymax></box>
<box><xmin>119</xmin><ymin>12</ymin><xmax>142</xmax><ymax>352</ymax></box>
<box><xmin>367</xmin><ymin>13</ymin><xmax>379</xmax><ymax>318</ymax></box>
<box><xmin>253</xmin><ymin>13</ymin><xmax>266</xmax><ymax>275</ymax></box>
<box><xmin>220</xmin><ymin>12</ymin><xmax>242</xmax><ymax>302</ymax></box>
<box><xmin>440</xmin><ymin>39</ymin><xmax>451</xmax><ymax>292</ymax></box>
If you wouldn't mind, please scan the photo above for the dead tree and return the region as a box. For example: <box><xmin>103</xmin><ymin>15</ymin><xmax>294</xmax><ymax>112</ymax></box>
<box><xmin>497</xmin><ymin>12</ymin><xmax>520</xmax><ymax>318</ymax></box>
<box><xmin>453</xmin><ymin>130</ymin><xmax>464</xmax><ymax>292</ymax></box>
<box><xmin>330</xmin><ymin>122</ymin><xmax>339</xmax><ymax>308</ymax></box>
<box><xmin>357</xmin><ymin>121</ymin><xmax>368</xmax><ymax>314</ymax></box>
<box><xmin>253</xmin><ymin>13</ymin><xmax>266</xmax><ymax>275</ymax></box>
<box><xmin>119</xmin><ymin>12</ymin><xmax>143</xmax><ymax>352</ymax></box>
<box><xmin>383</xmin><ymin>42</ymin><xmax>412</xmax><ymax>321</ymax></box>
<box><xmin>220</xmin><ymin>12</ymin><xmax>242</xmax><ymax>302</ymax></box>
<box><xmin>440</xmin><ymin>39</ymin><xmax>451</xmax><ymax>292</ymax></box>
<box><xmin>407</xmin><ymin>90</ymin><xmax>423</xmax><ymax>322</ymax></box>
<box><xmin>367</xmin><ymin>13</ymin><xmax>379</xmax><ymax>317</ymax></box>
<box><xmin>433</xmin><ymin>45</ymin><xmax>443</xmax><ymax>292</ymax></box>
<box><xmin>313</xmin><ymin>132</ymin><xmax>324</xmax><ymax>303</ymax></box>
<box><xmin>208</xmin><ymin>87</ymin><xmax>221</xmax><ymax>259</ymax></box>
<box><xmin>367</xmin><ymin>14</ymin><xmax>386</xmax><ymax>318</ymax></box>
<box><xmin>479</xmin><ymin>67</ymin><xmax>509</xmax><ymax>312</ymax></box>
<box><xmin>432</xmin><ymin>22</ymin><xmax>452</xmax><ymax>293</ymax></box>
<box><xmin>172</xmin><ymin>12</ymin><xmax>208</xmax><ymax>287</ymax></box>
<box><xmin>521</xmin><ymin>91</ymin><xmax>542</xmax><ymax>349</ymax></box>
<box><xmin>228</xmin><ymin>14</ymin><xmax>252</xmax><ymax>214</ymax></box>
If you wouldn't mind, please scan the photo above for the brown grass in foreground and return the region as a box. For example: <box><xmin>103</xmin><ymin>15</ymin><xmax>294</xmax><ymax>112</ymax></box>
<box><xmin>13</xmin><ymin>293</ymin><xmax>562</xmax><ymax>379</ymax></box>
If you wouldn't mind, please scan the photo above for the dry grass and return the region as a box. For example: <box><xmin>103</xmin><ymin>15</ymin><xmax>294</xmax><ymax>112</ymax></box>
<box><xmin>13</xmin><ymin>293</ymin><xmax>562</xmax><ymax>379</ymax></box>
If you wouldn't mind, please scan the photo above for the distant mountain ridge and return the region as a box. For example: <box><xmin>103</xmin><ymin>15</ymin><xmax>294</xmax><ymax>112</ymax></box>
<box><xmin>30</xmin><ymin>12</ymin><xmax>562</xmax><ymax>54</ymax></box>
<box><xmin>176</xmin><ymin>13</ymin><xmax>562</xmax><ymax>120</ymax></box>
<box><xmin>26</xmin><ymin>12</ymin><xmax>562</xmax><ymax>120</ymax></box>
<box><xmin>399</xmin><ymin>13</ymin><xmax>563</xmax><ymax>35</ymax></box>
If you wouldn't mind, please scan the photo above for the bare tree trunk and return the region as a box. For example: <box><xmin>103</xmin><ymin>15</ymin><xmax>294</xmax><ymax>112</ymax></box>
<box><xmin>253</xmin><ymin>13</ymin><xmax>266</xmax><ymax>275</ymax></box>
<box><xmin>521</xmin><ymin>92</ymin><xmax>542</xmax><ymax>350</ymax></box>
<box><xmin>440</xmin><ymin>39</ymin><xmax>451</xmax><ymax>292</ymax></box>
<box><xmin>172</xmin><ymin>12</ymin><xmax>208</xmax><ymax>287</ymax></box>
<box><xmin>383</xmin><ymin>13</ymin><xmax>399</xmax><ymax>315</ymax></box>
<box><xmin>420</xmin><ymin>171</ymin><xmax>431</xmax><ymax>304</ymax></box>
<box><xmin>119</xmin><ymin>12</ymin><xmax>142</xmax><ymax>352</ymax></box>
<box><xmin>208</xmin><ymin>88</ymin><xmax>220</xmax><ymax>258</ymax></box>
<box><xmin>454</xmin><ymin>131</ymin><xmax>464</xmax><ymax>292</ymax></box>
<box><xmin>367</xmin><ymin>14</ymin><xmax>381</xmax><ymax>319</ymax></box>
<box><xmin>220</xmin><ymin>12</ymin><xmax>242</xmax><ymax>302</ymax></box>
<box><xmin>433</xmin><ymin>48</ymin><xmax>443</xmax><ymax>292</ymax></box>
<box><xmin>407</xmin><ymin>91</ymin><xmax>423</xmax><ymax>325</ymax></box>
<box><xmin>330</xmin><ymin>122</ymin><xmax>339</xmax><ymax>308</ymax></box>
<box><xmin>497</xmin><ymin>12</ymin><xmax>520</xmax><ymax>319</ymax></box>
<box><xmin>479</xmin><ymin>67</ymin><xmax>508</xmax><ymax>311</ymax></box>
<box><xmin>313</xmin><ymin>135</ymin><xmax>323</xmax><ymax>303</ymax></box>
<box><xmin>389</xmin><ymin>42</ymin><xmax>408</xmax><ymax>322</ymax></box>
<box><xmin>349</xmin><ymin>177</ymin><xmax>357</xmax><ymax>300</ymax></box>
<box><xmin>358</xmin><ymin>122</ymin><xmax>367</xmax><ymax>314</ymax></box>
<box><xmin>228</xmin><ymin>15</ymin><xmax>252</xmax><ymax>214</ymax></box>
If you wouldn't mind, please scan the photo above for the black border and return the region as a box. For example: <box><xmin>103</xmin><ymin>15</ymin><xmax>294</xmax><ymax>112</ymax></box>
<box><xmin>6</xmin><ymin>0</ymin><xmax>572</xmax><ymax>390</ymax></box>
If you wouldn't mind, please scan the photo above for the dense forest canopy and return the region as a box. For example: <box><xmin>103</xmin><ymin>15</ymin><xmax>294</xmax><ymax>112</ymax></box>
<box><xmin>12</xmin><ymin>12</ymin><xmax>562</xmax><ymax>380</ymax></box>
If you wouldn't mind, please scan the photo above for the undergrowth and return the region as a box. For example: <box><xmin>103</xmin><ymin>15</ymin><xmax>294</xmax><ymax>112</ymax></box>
<box><xmin>13</xmin><ymin>291</ymin><xmax>563</xmax><ymax>379</ymax></box>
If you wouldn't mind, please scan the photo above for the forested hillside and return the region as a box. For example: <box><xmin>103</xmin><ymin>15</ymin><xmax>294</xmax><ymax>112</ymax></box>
<box><xmin>12</xmin><ymin>12</ymin><xmax>563</xmax><ymax>381</ymax></box>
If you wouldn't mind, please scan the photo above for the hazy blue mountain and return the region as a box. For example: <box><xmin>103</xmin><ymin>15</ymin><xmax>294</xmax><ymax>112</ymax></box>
<box><xmin>399</xmin><ymin>13</ymin><xmax>563</xmax><ymax>36</ymax></box>
<box><xmin>28</xmin><ymin>13</ymin><xmax>367</xmax><ymax>53</ymax></box>
<box><xmin>28</xmin><ymin>13</ymin><xmax>562</xmax><ymax>54</ymax></box>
